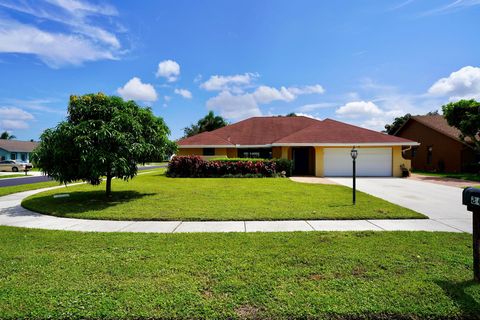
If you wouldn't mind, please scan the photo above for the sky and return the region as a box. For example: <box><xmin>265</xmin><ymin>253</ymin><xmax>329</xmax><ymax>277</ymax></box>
<box><xmin>0</xmin><ymin>0</ymin><xmax>479</xmax><ymax>141</ymax></box>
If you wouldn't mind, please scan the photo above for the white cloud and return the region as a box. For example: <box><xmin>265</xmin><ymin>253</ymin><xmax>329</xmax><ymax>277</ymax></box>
<box><xmin>117</xmin><ymin>77</ymin><xmax>158</xmax><ymax>102</ymax></box>
<box><xmin>252</xmin><ymin>86</ymin><xmax>295</xmax><ymax>104</ymax></box>
<box><xmin>287</xmin><ymin>84</ymin><xmax>325</xmax><ymax>95</ymax></box>
<box><xmin>0</xmin><ymin>0</ymin><xmax>123</xmax><ymax>67</ymax></box>
<box><xmin>428</xmin><ymin>66</ymin><xmax>480</xmax><ymax>100</ymax></box>
<box><xmin>336</xmin><ymin>101</ymin><xmax>383</xmax><ymax>118</ymax></box>
<box><xmin>293</xmin><ymin>112</ymin><xmax>322</xmax><ymax>120</ymax></box>
<box><xmin>297</xmin><ymin>102</ymin><xmax>336</xmax><ymax>112</ymax></box>
<box><xmin>156</xmin><ymin>60</ymin><xmax>180</xmax><ymax>82</ymax></box>
<box><xmin>206</xmin><ymin>91</ymin><xmax>261</xmax><ymax>120</ymax></box>
<box><xmin>252</xmin><ymin>84</ymin><xmax>325</xmax><ymax>104</ymax></box>
<box><xmin>200</xmin><ymin>73</ymin><xmax>258</xmax><ymax>92</ymax></box>
<box><xmin>174</xmin><ymin>88</ymin><xmax>192</xmax><ymax>99</ymax></box>
<box><xmin>0</xmin><ymin>106</ymin><xmax>34</xmax><ymax>130</ymax></box>
<box><xmin>422</xmin><ymin>0</ymin><xmax>480</xmax><ymax>16</ymax></box>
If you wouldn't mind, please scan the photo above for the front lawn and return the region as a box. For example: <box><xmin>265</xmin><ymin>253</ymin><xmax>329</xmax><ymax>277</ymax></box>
<box><xmin>0</xmin><ymin>180</ymin><xmax>64</xmax><ymax>197</ymax></box>
<box><xmin>0</xmin><ymin>227</ymin><xmax>478</xmax><ymax>319</ymax></box>
<box><xmin>21</xmin><ymin>170</ymin><xmax>425</xmax><ymax>220</ymax></box>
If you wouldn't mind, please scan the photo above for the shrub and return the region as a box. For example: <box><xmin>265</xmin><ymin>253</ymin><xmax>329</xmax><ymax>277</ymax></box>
<box><xmin>166</xmin><ymin>156</ymin><xmax>292</xmax><ymax>178</ymax></box>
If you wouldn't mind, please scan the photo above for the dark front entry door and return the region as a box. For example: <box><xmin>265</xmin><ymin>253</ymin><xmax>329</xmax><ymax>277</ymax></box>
<box><xmin>293</xmin><ymin>147</ymin><xmax>310</xmax><ymax>175</ymax></box>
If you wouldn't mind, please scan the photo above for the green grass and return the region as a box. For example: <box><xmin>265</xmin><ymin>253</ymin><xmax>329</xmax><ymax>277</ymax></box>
<box><xmin>414</xmin><ymin>170</ymin><xmax>480</xmax><ymax>182</ymax></box>
<box><xmin>22</xmin><ymin>170</ymin><xmax>425</xmax><ymax>220</ymax></box>
<box><xmin>0</xmin><ymin>180</ymin><xmax>64</xmax><ymax>197</ymax></box>
<box><xmin>0</xmin><ymin>174</ymin><xmax>30</xmax><ymax>179</ymax></box>
<box><xmin>0</xmin><ymin>227</ymin><xmax>478</xmax><ymax>319</ymax></box>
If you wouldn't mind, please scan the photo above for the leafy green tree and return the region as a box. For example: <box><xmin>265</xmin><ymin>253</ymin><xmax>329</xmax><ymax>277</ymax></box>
<box><xmin>183</xmin><ymin>111</ymin><xmax>228</xmax><ymax>138</ymax></box>
<box><xmin>33</xmin><ymin>93</ymin><xmax>175</xmax><ymax>197</ymax></box>
<box><xmin>384</xmin><ymin>114</ymin><xmax>411</xmax><ymax>135</ymax></box>
<box><xmin>0</xmin><ymin>131</ymin><xmax>16</xmax><ymax>140</ymax></box>
<box><xmin>442</xmin><ymin>99</ymin><xmax>480</xmax><ymax>152</ymax></box>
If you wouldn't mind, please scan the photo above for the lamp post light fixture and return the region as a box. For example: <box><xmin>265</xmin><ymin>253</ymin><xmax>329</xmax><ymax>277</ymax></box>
<box><xmin>350</xmin><ymin>147</ymin><xmax>358</xmax><ymax>205</ymax></box>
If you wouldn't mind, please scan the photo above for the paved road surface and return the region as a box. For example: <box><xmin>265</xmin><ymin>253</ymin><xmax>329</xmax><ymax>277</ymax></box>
<box><xmin>0</xmin><ymin>165</ymin><xmax>166</xmax><ymax>187</ymax></box>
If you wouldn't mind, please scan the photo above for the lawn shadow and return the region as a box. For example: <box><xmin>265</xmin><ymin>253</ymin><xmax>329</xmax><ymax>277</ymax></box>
<box><xmin>22</xmin><ymin>190</ymin><xmax>156</xmax><ymax>216</ymax></box>
<box><xmin>435</xmin><ymin>280</ymin><xmax>480</xmax><ymax>318</ymax></box>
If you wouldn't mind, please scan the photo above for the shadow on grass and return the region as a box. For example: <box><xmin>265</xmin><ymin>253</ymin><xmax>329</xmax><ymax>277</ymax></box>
<box><xmin>22</xmin><ymin>190</ymin><xmax>155</xmax><ymax>216</ymax></box>
<box><xmin>435</xmin><ymin>280</ymin><xmax>480</xmax><ymax>318</ymax></box>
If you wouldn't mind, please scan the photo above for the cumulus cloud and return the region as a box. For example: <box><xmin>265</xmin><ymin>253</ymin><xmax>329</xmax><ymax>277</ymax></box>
<box><xmin>292</xmin><ymin>112</ymin><xmax>322</xmax><ymax>120</ymax></box>
<box><xmin>428</xmin><ymin>66</ymin><xmax>480</xmax><ymax>100</ymax></box>
<box><xmin>206</xmin><ymin>91</ymin><xmax>261</xmax><ymax>120</ymax></box>
<box><xmin>156</xmin><ymin>60</ymin><xmax>180</xmax><ymax>82</ymax></box>
<box><xmin>200</xmin><ymin>73</ymin><xmax>258</xmax><ymax>92</ymax></box>
<box><xmin>0</xmin><ymin>107</ymin><xmax>34</xmax><ymax>130</ymax></box>
<box><xmin>252</xmin><ymin>86</ymin><xmax>295</xmax><ymax>104</ymax></box>
<box><xmin>336</xmin><ymin>101</ymin><xmax>383</xmax><ymax>118</ymax></box>
<box><xmin>174</xmin><ymin>88</ymin><xmax>192</xmax><ymax>99</ymax></box>
<box><xmin>117</xmin><ymin>77</ymin><xmax>158</xmax><ymax>102</ymax></box>
<box><xmin>0</xmin><ymin>0</ymin><xmax>123</xmax><ymax>68</ymax></box>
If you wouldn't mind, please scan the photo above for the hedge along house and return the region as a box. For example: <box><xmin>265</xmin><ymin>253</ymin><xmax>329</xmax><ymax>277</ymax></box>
<box><xmin>0</xmin><ymin>140</ymin><xmax>39</xmax><ymax>162</ymax></box>
<box><xmin>177</xmin><ymin>116</ymin><xmax>419</xmax><ymax>177</ymax></box>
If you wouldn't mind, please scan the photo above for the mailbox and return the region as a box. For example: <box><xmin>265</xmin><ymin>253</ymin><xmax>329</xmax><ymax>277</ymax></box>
<box><xmin>463</xmin><ymin>187</ymin><xmax>480</xmax><ymax>212</ymax></box>
<box><xmin>462</xmin><ymin>187</ymin><xmax>480</xmax><ymax>282</ymax></box>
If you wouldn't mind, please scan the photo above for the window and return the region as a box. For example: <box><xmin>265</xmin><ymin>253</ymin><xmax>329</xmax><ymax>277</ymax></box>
<box><xmin>203</xmin><ymin>148</ymin><xmax>215</xmax><ymax>156</ymax></box>
<box><xmin>411</xmin><ymin>147</ymin><xmax>417</xmax><ymax>158</ymax></box>
<box><xmin>21</xmin><ymin>153</ymin><xmax>27</xmax><ymax>161</ymax></box>
<box><xmin>238</xmin><ymin>148</ymin><xmax>272</xmax><ymax>159</ymax></box>
<box><xmin>10</xmin><ymin>153</ymin><xmax>16</xmax><ymax>160</ymax></box>
<box><xmin>427</xmin><ymin>146</ymin><xmax>433</xmax><ymax>164</ymax></box>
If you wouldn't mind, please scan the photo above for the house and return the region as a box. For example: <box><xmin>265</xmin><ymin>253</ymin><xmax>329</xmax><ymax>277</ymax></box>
<box><xmin>394</xmin><ymin>115</ymin><xmax>476</xmax><ymax>173</ymax></box>
<box><xmin>177</xmin><ymin>116</ymin><xmax>418</xmax><ymax>177</ymax></box>
<box><xmin>0</xmin><ymin>140</ymin><xmax>39</xmax><ymax>162</ymax></box>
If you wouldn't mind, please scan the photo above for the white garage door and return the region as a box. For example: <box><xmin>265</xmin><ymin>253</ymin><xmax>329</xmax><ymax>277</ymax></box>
<box><xmin>324</xmin><ymin>148</ymin><xmax>392</xmax><ymax>177</ymax></box>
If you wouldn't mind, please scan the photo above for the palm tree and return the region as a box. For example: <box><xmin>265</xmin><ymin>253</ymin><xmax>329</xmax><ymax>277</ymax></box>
<box><xmin>183</xmin><ymin>111</ymin><xmax>228</xmax><ymax>138</ymax></box>
<box><xmin>0</xmin><ymin>131</ymin><xmax>16</xmax><ymax>140</ymax></box>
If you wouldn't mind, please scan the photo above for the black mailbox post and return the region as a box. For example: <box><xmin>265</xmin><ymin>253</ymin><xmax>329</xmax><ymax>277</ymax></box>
<box><xmin>462</xmin><ymin>187</ymin><xmax>480</xmax><ymax>282</ymax></box>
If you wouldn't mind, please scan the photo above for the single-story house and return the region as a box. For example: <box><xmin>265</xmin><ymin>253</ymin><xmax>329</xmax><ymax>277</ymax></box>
<box><xmin>394</xmin><ymin>115</ymin><xmax>476</xmax><ymax>173</ymax></box>
<box><xmin>177</xmin><ymin>116</ymin><xmax>419</xmax><ymax>177</ymax></box>
<box><xmin>0</xmin><ymin>140</ymin><xmax>39</xmax><ymax>162</ymax></box>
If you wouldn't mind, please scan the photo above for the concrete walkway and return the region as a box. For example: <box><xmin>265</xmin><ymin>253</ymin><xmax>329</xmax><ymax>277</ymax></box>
<box><xmin>330</xmin><ymin>177</ymin><xmax>471</xmax><ymax>233</ymax></box>
<box><xmin>0</xmin><ymin>181</ymin><xmax>470</xmax><ymax>233</ymax></box>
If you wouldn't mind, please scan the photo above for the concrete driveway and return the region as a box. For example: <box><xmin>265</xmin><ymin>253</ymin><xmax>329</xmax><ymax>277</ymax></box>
<box><xmin>329</xmin><ymin>177</ymin><xmax>471</xmax><ymax>233</ymax></box>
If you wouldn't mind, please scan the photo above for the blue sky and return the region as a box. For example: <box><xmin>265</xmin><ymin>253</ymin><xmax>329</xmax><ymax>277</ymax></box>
<box><xmin>0</xmin><ymin>0</ymin><xmax>479</xmax><ymax>141</ymax></box>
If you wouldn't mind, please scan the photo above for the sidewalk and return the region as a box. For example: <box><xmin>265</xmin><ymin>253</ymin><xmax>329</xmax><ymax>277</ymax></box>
<box><xmin>0</xmin><ymin>185</ymin><xmax>469</xmax><ymax>234</ymax></box>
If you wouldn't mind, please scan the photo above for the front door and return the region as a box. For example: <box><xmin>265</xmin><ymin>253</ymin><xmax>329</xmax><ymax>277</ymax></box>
<box><xmin>292</xmin><ymin>147</ymin><xmax>310</xmax><ymax>175</ymax></box>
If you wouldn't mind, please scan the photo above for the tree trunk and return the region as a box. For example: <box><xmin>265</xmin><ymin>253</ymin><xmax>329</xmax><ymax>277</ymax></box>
<box><xmin>106</xmin><ymin>174</ymin><xmax>112</xmax><ymax>198</ymax></box>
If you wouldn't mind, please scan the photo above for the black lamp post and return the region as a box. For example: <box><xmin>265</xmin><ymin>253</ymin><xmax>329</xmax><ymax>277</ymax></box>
<box><xmin>350</xmin><ymin>147</ymin><xmax>358</xmax><ymax>205</ymax></box>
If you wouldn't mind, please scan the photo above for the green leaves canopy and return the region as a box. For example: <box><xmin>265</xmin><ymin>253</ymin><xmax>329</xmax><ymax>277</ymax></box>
<box><xmin>33</xmin><ymin>93</ymin><xmax>176</xmax><ymax>195</ymax></box>
<box><xmin>442</xmin><ymin>99</ymin><xmax>480</xmax><ymax>152</ymax></box>
<box><xmin>183</xmin><ymin>111</ymin><xmax>228</xmax><ymax>138</ymax></box>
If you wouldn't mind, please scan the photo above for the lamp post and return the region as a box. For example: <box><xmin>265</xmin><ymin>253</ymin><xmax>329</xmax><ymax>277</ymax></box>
<box><xmin>350</xmin><ymin>147</ymin><xmax>358</xmax><ymax>205</ymax></box>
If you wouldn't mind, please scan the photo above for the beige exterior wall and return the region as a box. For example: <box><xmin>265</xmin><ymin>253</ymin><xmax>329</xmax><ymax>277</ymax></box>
<box><xmin>392</xmin><ymin>145</ymin><xmax>411</xmax><ymax>177</ymax></box>
<box><xmin>314</xmin><ymin>147</ymin><xmax>324</xmax><ymax>177</ymax></box>
<box><xmin>272</xmin><ymin>147</ymin><xmax>282</xmax><ymax>159</ymax></box>
<box><xmin>177</xmin><ymin>148</ymin><xmax>203</xmax><ymax>156</ymax></box>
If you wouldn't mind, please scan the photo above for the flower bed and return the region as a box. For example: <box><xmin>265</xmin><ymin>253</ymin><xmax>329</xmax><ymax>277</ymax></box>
<box><xmin>167</xmin><ymin>156</ymin><xmax>293</xmax><ymax>178</ymax></box>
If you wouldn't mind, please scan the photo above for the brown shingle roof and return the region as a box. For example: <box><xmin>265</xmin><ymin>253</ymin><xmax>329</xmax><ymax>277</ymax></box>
<box><xmin>408</xmin><ymin>115</ymin><xmax>463</xmax><ymax>142</ymax></box>
<box><xmin>276</xmin><ymin>119</ymin><xmax>416</xmax><ymax>144</ymax></box>
<box><xmin>178</xmin><ymin>116</ymin><xmax>418</xmax><ymax>146</ymax></box>
<box><xmin>0</xmin><ymin>140</ymin><xmax>39</xmax><ymax>152</ymax></box>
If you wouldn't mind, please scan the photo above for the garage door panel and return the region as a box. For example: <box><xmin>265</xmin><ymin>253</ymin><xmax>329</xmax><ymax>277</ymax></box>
<box><xmin>324</xmin><ymin>148</ymin><xmax>392</xmax><ymax>177</ymax></box>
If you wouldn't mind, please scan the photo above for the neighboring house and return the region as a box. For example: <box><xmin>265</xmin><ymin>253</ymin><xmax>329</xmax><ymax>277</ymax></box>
<box><xmin>0</xmin><ymin>140</ymin><xmax>39</xmax><ymax>162</ymax></box>
<box><xmin>394</xmin><ymin>115</ymin><xmax>476</xmax><ymax>173</ymax></box>
<box><xmin>177</xmin><ymin>116</ymin><xmax>418</xmax><ymax>177</ymax></box>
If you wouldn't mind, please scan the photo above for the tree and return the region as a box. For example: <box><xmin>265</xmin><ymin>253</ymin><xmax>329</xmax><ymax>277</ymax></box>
<box><xmin>442</xmin><ymin>99</ymin><xmax>480</xmax><ymax>153</ymax></box>
<box><xmin>32</xmin><ymin>93</ymin><xmax>175</xmax><ymax>197</ymax></box>
<box><xmin>0</xmin><ymin>131</ymin><xmax>16</xmax><ymax>140</ymax></box>
<box><xmin>183</xmin><ymin>111</ymin><xmax>228</xmax><ymax>138</ymax></box>
<box><xmin>384</xmin><ymin>114</ymin><xmax>411</xmax><ymax>135</ymax></box>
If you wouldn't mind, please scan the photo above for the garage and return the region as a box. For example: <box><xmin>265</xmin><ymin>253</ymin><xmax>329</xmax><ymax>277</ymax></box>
<box><xmin>324</xmin><ymin>148</ymin><xmax>392</xmax><ymax>177</ymax></box>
